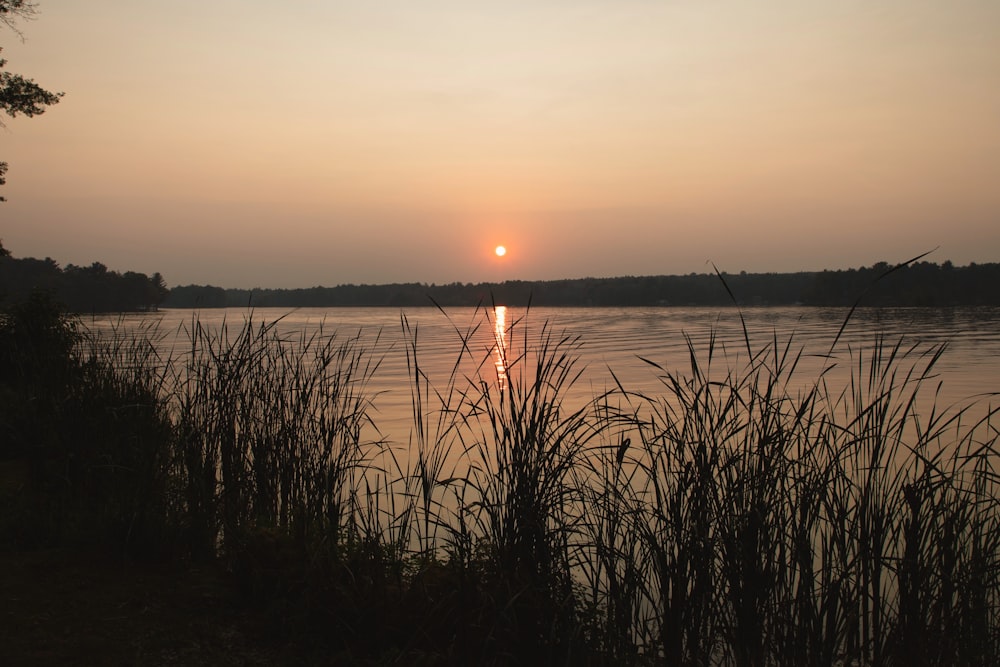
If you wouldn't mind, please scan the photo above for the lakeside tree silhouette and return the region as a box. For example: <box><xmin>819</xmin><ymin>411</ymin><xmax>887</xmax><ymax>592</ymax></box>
<box><xmin>165</xmin><ymin>261</ymin><xmax>1000</xmax><ymax>309</ymax></box>
<box><xmin>0</xmin><ymin>1</ymin><xmax>62</xmax><ymax>201</ymax></box>
<box><xmin>0</xmin><ymin>248</ymin><xmax>170</xmax><ymax>312</ymax></box>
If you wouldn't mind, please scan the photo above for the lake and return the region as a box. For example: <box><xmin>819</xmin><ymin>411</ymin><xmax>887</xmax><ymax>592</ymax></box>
<box><xmin>82</xmin><ymin>305</ymin><xmax>1000</xmax><ymax>447</ymax></box>
<box><xmin>74</xmin><ymin>305</ymin><xmax>1000</xmax><ymax>662</ymax></box>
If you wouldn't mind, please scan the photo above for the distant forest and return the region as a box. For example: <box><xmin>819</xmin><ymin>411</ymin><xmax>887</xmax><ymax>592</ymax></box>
<box><xmin>0</xmin><ymin>245</ymin><xmax>168</xmax><ymax>313</ymax></box>
<box><xmin>3</xmin><ymin>243</ymin><xmax>999</xmax><ymax>313</ymax></box>
<box><xmin>166</xmin><ymin>260</ymin><xmax>1000</xmax><ymax>309</ymax></box>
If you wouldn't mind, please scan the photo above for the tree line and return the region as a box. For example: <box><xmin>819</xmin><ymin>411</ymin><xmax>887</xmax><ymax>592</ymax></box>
<box><xmin>166</xmin><ymin>260</ymin><xmax>1000</xmax><ymax>309</ymax></box>
<box><xmin>4</xmin><ymin>247</ymin><xmax>997</xmax><ymax>313</ymax></box>
<box><xmin>0</xmin><ymin>244</ymin><xmax>168</xmax><ymax>312</ymax></box>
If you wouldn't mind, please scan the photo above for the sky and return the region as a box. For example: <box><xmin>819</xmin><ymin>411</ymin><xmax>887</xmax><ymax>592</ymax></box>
<box><xmin>2</xmin><ymin>0</ymin><xmax>998</xmax><ymax>288</ymax></box>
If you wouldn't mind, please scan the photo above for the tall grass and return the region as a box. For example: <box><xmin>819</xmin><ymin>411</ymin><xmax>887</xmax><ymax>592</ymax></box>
<box><xmin>168</xmin><ymin>314</ymin><xmax>384</xmax><ymax>559</ymax></box>
<box><xmin>5</xmin><ymin>298</ymin><xmax>998</xmax><ymax>664</ymax></box>
<box><xmin>451</xmin><ymin>311</ymin><xmax>610</xmax><ymax>661</ymax></box>
<box><xmin>582</xmin><ymin>328</ymin><xmax>1000</xmax><ymax>666</ymax></box>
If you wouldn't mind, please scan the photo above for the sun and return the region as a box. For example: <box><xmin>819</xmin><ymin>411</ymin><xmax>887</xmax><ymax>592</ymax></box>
<box><xmin>495</xmin><ymin>245</ymin><xmax>507</xmax><ymax>257</ymax></box>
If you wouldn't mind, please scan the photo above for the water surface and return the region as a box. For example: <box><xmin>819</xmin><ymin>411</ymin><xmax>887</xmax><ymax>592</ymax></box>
<box><xmin>84</xmin><ymin>306</ymin><xmax>1000</xmax><ymax>444</ymax></box>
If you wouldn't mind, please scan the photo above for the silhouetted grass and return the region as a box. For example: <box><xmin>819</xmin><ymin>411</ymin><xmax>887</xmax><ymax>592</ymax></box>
<box><xmin>2</xmin><ymin>297</ymin><xmax>998</xmax><ymax>665</ymax></box>
<box><xmin>583</xmin><ymin>330</ymin><xmax>999</xmax><ymax>666</ymax></box>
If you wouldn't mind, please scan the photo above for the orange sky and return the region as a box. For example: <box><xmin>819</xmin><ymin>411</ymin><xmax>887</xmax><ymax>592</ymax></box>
<box><xmin>2</xmin><ymin>1</ymin><xmax>998</xmax><ymax>288</ymax></box>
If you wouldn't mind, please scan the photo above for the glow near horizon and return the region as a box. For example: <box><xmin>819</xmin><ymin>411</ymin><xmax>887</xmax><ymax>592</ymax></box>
<box><xmin>2</xmin><ymin>1</ymin><xmax>998</xmax><ymax>288</ymax></box>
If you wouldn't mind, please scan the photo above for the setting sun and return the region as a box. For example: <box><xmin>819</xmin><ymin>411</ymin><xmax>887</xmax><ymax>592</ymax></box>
<box><xmin>495</xmin><ymin>245</ymin><xmax>507</xmax><ymax>257</ymax></box>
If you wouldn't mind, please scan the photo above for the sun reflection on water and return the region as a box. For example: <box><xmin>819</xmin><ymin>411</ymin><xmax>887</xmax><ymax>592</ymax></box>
<box><xmin>493</xmin><ymin>305</ymin><xmax>507</xmax><ymax>392</ymax></box>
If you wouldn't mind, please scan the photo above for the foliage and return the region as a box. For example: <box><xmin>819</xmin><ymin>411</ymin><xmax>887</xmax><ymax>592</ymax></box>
<box><xmin>0</xmin><ymin>0</ymin><xmax>61</xmax><ymax>201</ymax></box>
<box><xmin>0</xmin><ymin>248</ymin><xmax>169</xmax><ymax>312</ymax></box>
<box><xmin>0</xmin><ymin>291</ymin><xmax>78</xmax><ymax>464</ymax></box>
<box><xmin>0</xmin><ymin>49</ymin><xmax>61</xmax><ymax>119</ymax></box>
<box><xmin>165</xmin><ymin>260</ymin><xmax>1000</xmax><ymax>309</ymax></box>
<box><xmin>0</xmin><ymin>292</ymin><xmax>176</xmax><ymax>555</ymax></box>
<box><xmin>1</xmin><ymin>2</ymin><xmax>38</xmax><ymax>31</ymax></box>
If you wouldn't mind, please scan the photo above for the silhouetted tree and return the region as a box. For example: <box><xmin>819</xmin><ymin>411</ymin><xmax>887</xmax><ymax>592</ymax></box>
<box><xmin>162</xmin><ymin>262</ymin><xmax>1000</xmax><ymax>309</ymax></box>
<box><xmin>1</xmin><ymin>247</ymin><xmax>169</xmax><ymax>312</ymax></box>
<box><xmin>1</xmin><ymin>1</ymin><xmax>61</xmax><ymax>201</ymax></box>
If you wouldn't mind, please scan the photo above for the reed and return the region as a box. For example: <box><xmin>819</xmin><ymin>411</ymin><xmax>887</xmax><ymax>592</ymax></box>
<box><xmin>581</xmin><ymin>325</ymin><xmax>1000</xmax><ymax>666</ymax></box>
<box><xmin>74</xmin><ymin>318</ymin><xmax>176</xmax><ymax>554</ymax></box>
<box><xmin>4</xmin><ymin>297</ymin><xmax>998</xmax><ymax>664</ymax></box>
<box><xmin>456</xmin><ymin>310</ymin><xmax>611</xmax><ymax>661</ymax></box>
<box><xmin>167</xmin><ymin>313</ymin><xmax>385</xmax><ymax>562</ymax></box>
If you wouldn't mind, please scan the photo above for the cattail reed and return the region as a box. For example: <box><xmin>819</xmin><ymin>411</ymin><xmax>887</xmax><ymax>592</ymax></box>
<box><xmin>30</xmin><ymin>303</ymin><xmax>998</xmax><ymax>665</ymax></box>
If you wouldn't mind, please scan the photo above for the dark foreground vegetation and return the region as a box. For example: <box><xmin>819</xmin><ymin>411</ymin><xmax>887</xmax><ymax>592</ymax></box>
<box><xmin>167</xmin><ymin>260</ymin><xmax>1000</xmax><ymax>308</ymax></box>
<box><xmin>2</xmin><ymin>291</ymin><xmax>999</xmax><ymax>665</ymax></box>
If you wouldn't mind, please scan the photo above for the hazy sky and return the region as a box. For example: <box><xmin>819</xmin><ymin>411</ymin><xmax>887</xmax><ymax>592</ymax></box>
<box><xmin>2</xmin><ymin>1</ymin><xmax>998</xmax><ymax>288</ymax></box>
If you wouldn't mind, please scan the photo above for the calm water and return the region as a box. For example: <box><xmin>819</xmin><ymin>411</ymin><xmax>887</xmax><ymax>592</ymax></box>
<box><xmin>83</xmin><ymin>306</ymin><xmax>1000</xmax><ymax>444</ymax></box>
